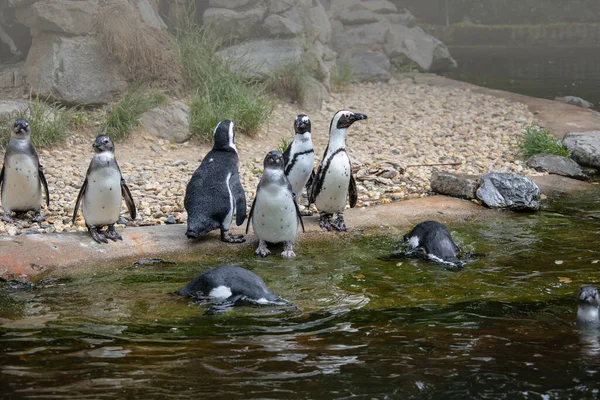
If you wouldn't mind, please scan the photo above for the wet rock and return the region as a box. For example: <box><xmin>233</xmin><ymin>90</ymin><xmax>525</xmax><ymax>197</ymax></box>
<box><xmin>476</xmin><ymin>173</ymin><xmax>541</xmax><ymax>211</ymax></box>
<box><xmin>562</xmin><ymin>131</ymin><xmax>600</xmax><ymax>169</ymax></box>
<box><xmin>555</xmin><ymin>96</ymin><xmax>594</xmax><ymax>109</ymax></box>
<box><xmin>430</xmin><ymin>171</ymin><xmax>480</xmax><ymax>199</ymax></box>
<box><xmin>526</xmin><ymin>154</ymin><xmax>588</xmax><ymax>181</ymax></box>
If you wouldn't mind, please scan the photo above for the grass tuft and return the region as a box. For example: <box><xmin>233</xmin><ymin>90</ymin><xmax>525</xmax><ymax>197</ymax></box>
<box><xmin>330</xmin><ymin>60</ymin><xmax>354</xmax><ymax>92</ymax></box>
<box><xmin>0</xmin><ymin>97</ymin><xmax>72</xmax><ymax>149</ymax></box>
<box><xmin>103</xmin><ymin>84</ymin><xmax>166</xmax><ymax>141</ymax></box>
<box><xmin>519</xmin><ymin>125</ymin><xmax>570</xmax><ymax>158</ymax></box>
<box><xmin>277</xmin><ymin>136</ymin><xmax>292</xmax><ymax>154</ymax></box>
<box><xmin>266</xmin><ymin>62</ymin><xmax>312</xmax><ymax>103</ymax></box>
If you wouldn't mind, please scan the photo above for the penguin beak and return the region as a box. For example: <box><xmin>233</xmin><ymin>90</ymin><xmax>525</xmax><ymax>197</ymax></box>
<box><xmin>351</xmin><ymin>113</ymin><xmax>368</xmax><ymax>122</ymax></box>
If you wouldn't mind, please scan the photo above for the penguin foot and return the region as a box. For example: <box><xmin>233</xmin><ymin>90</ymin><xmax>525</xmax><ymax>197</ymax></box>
<box><xmin>281</xmin><ymin>242</ymin><xmax>296</xmax><ymax>259</ymax></box>
<box><xmin>31</xmin><ymin>211</ymin><xmax>45</xmax><ymax>223</ymax></box>
<box><xmin>319</xmin><ymin>212</ymin><xmax>333</xmax><ymax>231</ymax></box>
<box><xmin>105</xmin><ymin>225</ymin><xmax>123</xmax><ymax>242</ymax></box>
<box><xmin>89</xmin><ymin>225</ymin><xmax>109</xmax><ymax>244</ymax></box>
<box><xmin>221</xmin><ymin>230</ymin><xmax>245</xmax><ymax>243</ymax></box>
<box><xmin>331</xmin><ymin>215</ymin><xmax>347</xmax><ymax>232</ymax></box>
<box><xmin>255</xmin><ymin>240</ymin><xmax>271</xmax><ymax>258</ymax></box>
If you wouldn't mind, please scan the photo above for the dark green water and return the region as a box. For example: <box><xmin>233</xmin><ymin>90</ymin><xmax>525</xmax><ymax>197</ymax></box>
<box><xmin>1</xmin><ymin>191</ymin><xmax>600</xmax><ymax>399</ymax></box>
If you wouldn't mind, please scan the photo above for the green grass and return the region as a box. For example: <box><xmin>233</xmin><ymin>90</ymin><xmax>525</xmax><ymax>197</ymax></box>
<box><xmin>176</xmin><ymin>16</ymin><xmax>273</xmax><ymax>141</ymax></box>
<box><xmin>0</xmin><ymin>97</ymin><xmax>72</xmax><ymax>149</ymax></box>
<box><xmin>330</xmin><ymin>60</ymin><xmax>354</xmax><ymax>92</ymax></box>
<box><xmin>518</xmin><ymin>125</ymin><xmax>570</xmax><ymax>158</ymax></box>
<box><xmin>103</xmin><ymin>83</ymin><xmax>166</xmax><ymax>141</ymax></box>
<box><xmin>277</xmin><ymin>136</ymin><xmax>292</xmax><ymax>154</ymax></box>
<box><xmin>266</xmin><ymin>62</ymin><xmax>312</xmax><ymax>103</ymax></box>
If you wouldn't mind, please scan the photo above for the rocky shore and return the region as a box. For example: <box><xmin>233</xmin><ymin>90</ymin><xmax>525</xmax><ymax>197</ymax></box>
<box><xmin>0</xmin><ymin>75</ymin><xmax>540</xmax><ymax>236</ymax></box>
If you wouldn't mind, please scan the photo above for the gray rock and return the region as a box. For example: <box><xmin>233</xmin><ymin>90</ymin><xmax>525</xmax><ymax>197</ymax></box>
<box><xmin>430</xmin><ymin>171</ymin><xmax>480</xmax><ymax>199</ymax></box>
<box><xmin>23</xmin><ymin>34</ymin><xmax>128</xmax><ymax>105</ymax></box>
<box><xmin>338</xmin><ymin>9</ymin><xmax>383</xmax><ymax>25</ymax></box>
<box><xmin>166</xmin><ymin>215</ymin><xmax>177</xmax><ymax>224</ymax></box>
<box><xmin>0</xmin><ymin>64</ymin><xmax>23</xmax><ymax>89</ymax></box>
<box><xmin>203</xmin><ymin>6</ymin><xmax>266</xmax><ymax>39</ymax></box>
<box><xmin>384</xmin><ymin>25</ymin><xmax>457</xmax><ymax>72</ymax></box>
<box><xmin>476</xmin><ymin>173</ymin><xmax>541</xmax><ymax>211</ymax></box>
<box><xmin>349</xmin><ymin>51</ymin><xmax>391</xmax><ymax>82</ymax></box>
<box><xmin>526</xmin><ymin>154</ymin><xmax>588</xmax><ymax>180</ymax></box>
<box><xmin>151</xmin><ymin>145</ymin><xmax>162</xmax><ymax>154</ymax></box>
<box><xmin>16</xmin><ymin>0</ymin><xmax>98</xmax><ymax>36</ymax></box>
<box><xmin>137</xmin><ymin>0</ymin><xmax>167</xmax><ymax>30</ymax></box>
<box><xmin>0</xmin><ymin>100</ymin><xmax>28</xmax><ymax>120</ymax></box>
<box><xmin>362</xmin><ymin>0</ymin><xmax>398</xmax><ymax>13</ymax></box>
<box><xmin>530</xmin><ymin>175</ymin><xmax>592</xmax><ymax>199</ymax></box>
<box><xmin>555</xmin><ymin>96</ymin><xmax>594</xmax><ymax>109</ymax></box>
<box><xmin>310</xmin><ymin>3</ymin><xmax>332</xmax><ymax>44</ymax></box>
<box><xmin>301</xmin><ymin>76</ymin><xmax>328</xmax><ymax>110</ymax></box>
<box><xmin>140</xmin><ymin>101</ymin><xmax>191</xmax><ymax>143</ymax></box>
<box><xmin>171</xmin><ymin>159</ymin><xmax>188</xmax><ymax>166</ymax></box>
<box><xmin>209</xmin><ymin>0</ymin><xmax>255</xmax><ymax>8</ymax></box>
<box><xmin>267</xmin><ymin>0</ymin><xmax>296</xmax><ymax>14</ymax></box>
<box><xmin>386</xmin><ymin>9</ymin><xmax>417</xmax><ymax>27</ymax></box>
<box><xmin>343</xmin><ymin>22</ymin><xmax>389</xmax><ymax>48</ymax></box>
<box><xmin>562</xmin><ymin>131</ymin><xmax>600</xmax><ymax>169</ymax></box>
<box><xmin>216</xmin><ymin>39</ymin><xmax>303</xmax><ymax>78</ymax></box>
<box><xmin>262</xmin><ymin>14</ymin><xmax>303</xmax><ymax>37</ymax></box>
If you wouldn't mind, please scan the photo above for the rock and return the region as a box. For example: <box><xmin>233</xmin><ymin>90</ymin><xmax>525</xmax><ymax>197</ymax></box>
<box><xmin>0</xmin><ymin>65</ymin><xmax>23</xmax><ymax>89</ymax></box>
<box><xmin>209</xmin><ymin>0</ymin><xmax>255</xmax><ymax>8</ymax></box>
<box><xmin>526</xmin><ymin>154</ymin><xmax>588</xmax><ymax>180</ymax></box>
<box><xmin>15</xmin><ymin>0</ymin><xmax>98</xmax><ymax>36</ymax></box>
<box><xmin>363</xmin><ymin>0</ymin><xmax>398</xmax><ymax>13</ymax></box>
<box><xmin>310</xmin><ymin>3</ymin><xmax>332</xmax><ymax>44</ymax></box>
<box><xmin>562</xmin><ymin>131</ymin><xmax>600</xmax><ymax>169</ymax></box>
<box><xmin>171</xmin><ymin>159</ymin><xmax>188</xmax><ymax>167</ymax></box>
<box><xmin>151</xmin><ymin>145</ymin><xmax>162</xmax><ymax>154</ymax></box>
<box><xmin>301</xmin><ymin>76</ymin><xmax>328</xmax><ymax>110</ymax></box>
<box><xmin>140</xmin><ymin>101</ymin><xmax>191</xmax><ymax>143</ymax></box>
<box><xmin>338</xmin><ymin>9</ymin><xmax>383</xmax><ymax>25</ymax></box>
<box><xmin>136</xmin><ymin>0</ymin><xmax>167</xmax><ymax>30</ymax></box>
<box><xmin>203</xmin><ymin>6</ymin><xmax>266</xmax><ymax>39</ymax></box>
<box><xmin>430</xmin><ymin>171</ymin><xmax>480</xmax><ymax>199</ymax></box>
<box><xmin>530</xmin><ymin>175</ymin><xmax>592</xmax><ymax>199</ymax></box>
<box><xmin>267</xmin><ymin>0</ymin><xmax>296</xmax><ymax>14</ymax></box>
<box><xmin>262</xmin><ymin>14</ymin><xmax>303</xmax><ymax>37</ymax></box>
<box><xmin>343</xmin><ymin>23</ymin><xmax>388</xmax><ymax>48</ymax></box>
<box><xmin>166</xmin><ymin>215</ymin><xmax>177</xmax><ymax>224</ymax></box>
<box><xmin>0</xmin><ymin>100</ymin><xmax>28</xmax><ymax>120</ymax></box>
<box><xmin>23</xmin><ymin>34</ymin><xmax>128</xmax><ymax>105</ymax></box>
<box><xmin>349</xmin><ymin>51</ymin><xmax>391</xmax><ymax>82</ymax></box>
<box><xmin>384</xmin><ymin>25</ymin><xmax>457</xmax><ymax>72</ymax></box>
<box><xmin>216</xmin><ymin>39</ymin><xmax>303</xmax><ymax>78</ymax></box>
<box><xmin>386</xmin><ymin>10</ymin><xmax>417</xmax><ymax>27</ymax></box>
<box><xmin>555</xmin><ymin>96</ymin><xmax>594</xmax><ymax>109</ymax></box>
<box><xmin>476</xmin><ymin>173</ymin><xmax>541</xmax><ymax>211</ymax></box>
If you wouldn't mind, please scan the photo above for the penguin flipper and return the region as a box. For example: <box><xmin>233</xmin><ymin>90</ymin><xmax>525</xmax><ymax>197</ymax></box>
<box><xmin>38</xmin><ymin>164</ymin><xmax>50</xmax><ymax>207</ymax></box>
<box><xmin>348</xmin><ymin>173</ymin><xmax>358</xmax><ymax>208</ymax></box>
<box><xmin>293</xmin><ymin>197</ymin><xmax>305</xmax><ymax>233</ymax></box>
<box><xmin>305</xmin><ymin>169</ymin><xmax>315</xmax><ymax>192</ymax></box>
<box><xmin>0</xmin><ymin>164</ymin><xmax>4</xmax><ymax>191</ymax></box>
<box><xmin>120</xmin><ymin>178</ymin><xmax>137</xmax><ymax>220</ymax></box>
<box><xmin>230</xmin><ymin>173</ymin><xmax>247</xmax><ymax>226</ymax></box>
<box><xmin>309</xmin><ymin>163</ymin><xmax>323</xmax><ymax>204</ymax></box>
<box><xmin>245</xmin><ymin>197</ymin><xmax>257</xmax><ymax>234</ymax></box>
<box><xmin>282</xmin><ymin>142</ymin><xmax>292</xmax><ymax>167</ymax></box>
<box><xmin>72</xmin><ymin>177</ymin><xmax>88</xmax><ymax>224</ymax></box>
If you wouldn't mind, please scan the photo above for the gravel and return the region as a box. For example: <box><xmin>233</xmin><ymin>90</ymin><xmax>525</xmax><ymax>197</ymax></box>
<box><xmin>0</xmin><ymin>77</ymin><xmax>540</xmax><ymax>236</ymax></box>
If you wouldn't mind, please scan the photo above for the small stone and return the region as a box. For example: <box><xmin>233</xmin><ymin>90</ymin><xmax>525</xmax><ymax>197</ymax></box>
<box><xmin>151</xmin><ymin>145</ymin><xmax>162</xmax><ymax>154</ymax></box>
<box><xmin>166</xmin><ymin>215</ymin><xmax>177</xmax><ymax>224</ymax></box>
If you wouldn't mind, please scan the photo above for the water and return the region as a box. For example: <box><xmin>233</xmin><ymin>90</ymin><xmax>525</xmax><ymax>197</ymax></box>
<box><xmin>1</xmin><ymin>190</ymin><xmax>600</xmax><ymax>399</ymax></box>
<box><xmin>446</xmin><ymin>46</ymin><xmax>600</xmax><ymax>107</ymax></box>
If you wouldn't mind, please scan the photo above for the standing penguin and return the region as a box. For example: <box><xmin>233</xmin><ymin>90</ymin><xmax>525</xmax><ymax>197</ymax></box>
<box><xmin>247</xmin><ymin>150</ymin><xmax>304</xmax><ymax>258</ymax></box>
<box><xmin>283</xmin><ymin>114</ymin><xmax>315</xmax><ymax>216</ymax></box>
<box><xmin>309</xmin><ymin>110</ymin><xmax>367</xmax><ymax>231</ymax></box>
<box><xmin>0</xmin><ymin>119</ymin><xmax>49</xmax><ymax>223</ymax></box>
<box><xmin>184</xmin><ymin>120</ymin><xmax>246</xmax><ymax>243</ymax></box>
<box><xmin>578</xmin><ymin>286</ymin><xmax>600</xmax><ymax>329</ymax></box>
<box><xmin>72</xmin><ymin>135</ymin><xmax>136</xmax><ymax>243</ymax></box>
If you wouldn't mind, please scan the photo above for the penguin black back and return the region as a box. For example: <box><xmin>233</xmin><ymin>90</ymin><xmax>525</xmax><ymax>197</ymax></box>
<box><xmin>403</xmin><ymin>221</ymin><xmax>463</xmax><ymax>267</ymax></box>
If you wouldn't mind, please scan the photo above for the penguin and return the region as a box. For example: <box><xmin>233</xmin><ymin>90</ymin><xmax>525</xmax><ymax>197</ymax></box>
<box><xmin>0</xmin><ymin>119</ymin><xmax>49</xmax><ymax>223</ymax></box>
<box><xmin>283</xmin><ymin>114</ymin><xmax>315</xmax><ymax>216</ymax></box>
<box><xmin>184</xmin><ymin>120</ymin><xmax>246</xmax><ymax>243</ymax></box>
<box><xmin>72</xmin><ymin>135</ymin><xmax>136</xmax><ymax>244</ymax></box>
<box><xmin>246</xmin><ymin>150</ymin><xmax>304</xmax><ymax>259</ymax></box>
<box><xmin>309</xmin><ymin>110</ymin><xmax>367</xmax><ymax>232</ymax></box>
<box><xmin>177</xmin><ymin>265</ymin><xmax>290</xmax><ymax>315</ymax></box>
<box><xmin>402</xmin><ymin>221</ymin><xmax>464</xmax><ymax>268</ymax></box>
<box><xmin>577</xmin><ymin>286</ymin><xmax>600</xmax><ymax>329</ymax></box>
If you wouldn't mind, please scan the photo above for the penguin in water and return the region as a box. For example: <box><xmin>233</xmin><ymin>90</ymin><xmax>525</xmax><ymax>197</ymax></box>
<box><xmin>184</xmin><ymin>120</ymin><xmax>246</xmax><ymax>243</ymax></box>
<box><xmin>247</xmin><ymin>150</ymin><xmax>304</xmax><ymax>258</ymax></box>
<box><xmin>177</xmin><ymin>265</ymin><xmax>291</xmax><ymax>315</ymax></box>
<box><xmin>401</xmin><ymin>221</ymin><xmax>464</xmax><ymax>268</ymax></box>
<box><xmin>283</xmin><ymin>114</ymin><xmax>315</xmax><ymax>216</ymax></box>
<box><xmin>0</xmin><ymin>119</ymin><xmax>49</xmax><ymax>223</ymax></box>
<box><xmin>577</xmin><ymin>286</ymin><xmax>600</xmax><ymax>329</ymax></box>
<box><xmin>72</xmin><ymin>135</ymin><xmax>136</xmax><ymax>243</ymax></box>
<box><xmin>309</xmin><ymin>110</ymin><xmax>367</xmax><ymax>232</ymax></box>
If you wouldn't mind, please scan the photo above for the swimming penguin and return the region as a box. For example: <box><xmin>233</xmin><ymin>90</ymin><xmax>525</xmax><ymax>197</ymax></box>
<box><xmin>283</xmin><ymin>114</ymin><xmax>315</xmax><ymax>216</ymax></box>
<box><xmin>177</xmin><ymin>265</ymin><xmax>289</xmax><ymax>315</ymax></box>
<box><xmin>577</xmin><ymin>286</ymin><xmax>600</xmax><ymax>329</ymax></box>
<box><xmin>402</xmin><ymin>221</ymin><xmax>464</xmax><ymax>268</ymax></box>
<box><xmin>184</xmin><ymin>120</ymin><xmax>246</xmax><ymax>243</ymax></box>
<box><xmin>309</xmin><ymin>110</ymin><xmax>367</xmax><ymax>232</ymax></box>
<box><xmin>0</xmin><ymin>119</ymin><xmax>49</xmax><ymax>223</ymax></box>
<box><xmin>246</xmin><ymin>150</ymin><xmax>304</xmax><ymax>259</ymax></box>
<box><xmin>72</xmin><ymin>135</ymin><xmax>136</xmax><ymax>244</ymax></box>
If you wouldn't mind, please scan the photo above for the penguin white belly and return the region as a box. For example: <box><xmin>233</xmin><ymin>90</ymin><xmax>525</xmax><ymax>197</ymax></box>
<box><xmin>2</xmin><ymin>153</ymin><xmax>41</xmax><ymax>212</ymax></box>
<box><xmin>287</xmin><ymin>152</ymin><xmax>314</xmax><ymax>196</ymax></box>
<box><xmin>252</xmin><ymin>184</ymin><xmax>298</xmax><ymax>243</ymax></box>
<box><xmin>315</xmin><ymin>152</ymin><xmax>351</xmax><ymax>213</ymax></box>
<box><xmin>82</xmin><ymin>168</ymin><xmax>122</xmax><ymax>226</ymax></box>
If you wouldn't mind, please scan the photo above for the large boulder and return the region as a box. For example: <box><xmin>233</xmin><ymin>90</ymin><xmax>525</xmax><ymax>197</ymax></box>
<box><xmin>476</xmin><ymin>173</ymin><xmax>541</xmax><ymax>212</ymax></box>
<box><xmin>562</xmin><ymin>131</ymin><xmax>600</xmax><ymax>169</ymax></box>
<box><xmin>262</xmin><ymin>14</ymin><xmax>303</xmax><ymax>37</ymax></box>
<box><xmin>0</xmin><ymin>100</ymin><xmax>28</xmax><ymax>120</ymax></box>
<box><xmin>384</xmin><ymin>25</ymin><xmax>457</xmax><ymax>72</ymax></box>
<box><xmin>430</xmin><ymin>171</ymin><xmax>480</xmax><ymax>200</ymax></box>
<box><xmin>526</xmin><ymin>154</ymin><xmax>588</xmax><ymax>180</ymax></box>
<box><xmin>23</xmin><ymin>34</ymin><xmax>128</xmax><ymax>105</ymax></box>
<box><xmin>203</xmin><ymin>6</ymin><xmax>266</xmax><ymax>39</ymax></box>
<box><xmin>15</xmin><ymin>0</ymin><xmax>98</xmax><ymax>36</ymax></box>
<box><xmin>140</xmin><ymin>101</ymin><xmax>191</xmax><ymax>143</ymax></box>
<box><xmin>136</xmin><ymin>0</ymin><xmax>167</xmax><ymax>30</ymax></box>
<box><xmin>349</xmin><ymin>51</ymin><xmax>391</xmax><ymax>82</ymax></box>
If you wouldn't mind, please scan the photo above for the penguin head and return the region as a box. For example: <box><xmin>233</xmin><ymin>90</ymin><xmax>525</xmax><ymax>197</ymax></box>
<box><xmin>12</xmin><ymin>119</ymin><xmax>31</xmax><ymax>137</ymax></box>
<box><xmin>579</xmin><ymin>286</ymin><xmax>600</xmax><ymax>306</ymax></box>
<box><xmin>213</xmin><ymin>120</ymin><xmax>236</xmax><ymax>152</ymax></box>
<box><xmin>294</xmin><ymin>114</ymin><xmax>311</xmax><ymax>135</ymax></box>
<box><xmin>263</xmin><ymin>150</ymin><xmax>284</xmax><ymax>170</ymax></box>
<box><xmin>331</xmin><ymin>110</ymin><xmax>368</xmax><ymax>130</ymax></box>
<box><xmin>92</xmin><ymin>135</ymin><xmax>114</xmax><ymax>152</ymax></box>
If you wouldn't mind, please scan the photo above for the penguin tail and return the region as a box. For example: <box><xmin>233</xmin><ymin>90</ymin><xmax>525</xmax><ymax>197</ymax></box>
<box><xmin>186</xmin><ymin>228</ymin><xmax>207</xmax><ymax>239</ymax></box>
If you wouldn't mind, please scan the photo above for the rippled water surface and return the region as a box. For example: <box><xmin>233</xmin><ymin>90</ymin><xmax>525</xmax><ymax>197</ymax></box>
<box><xmin>2</xmin><ymin>191</ymin><xmax>600</xmax><ymax>399</ymax></box>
